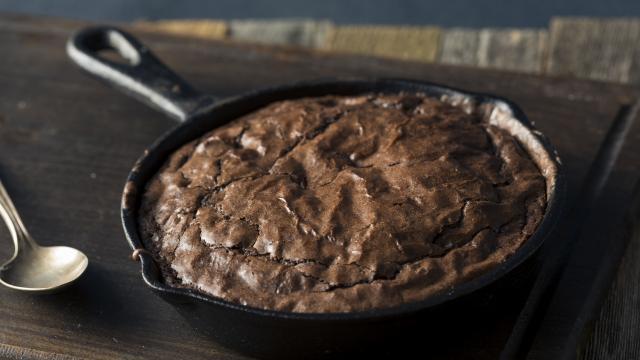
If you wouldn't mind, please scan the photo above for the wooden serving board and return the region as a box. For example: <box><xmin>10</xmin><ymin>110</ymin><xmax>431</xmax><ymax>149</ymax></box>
<box><xmin>0</xmin><ymin>14</ymin><xmax>639</xmax><ymax>360</ymax></box>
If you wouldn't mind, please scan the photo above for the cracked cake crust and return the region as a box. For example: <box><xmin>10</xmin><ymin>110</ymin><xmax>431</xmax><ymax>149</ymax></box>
<box><xmin>138</xmin><ymin>92</ymin><xmax>547</xmax><ymax>313</ymax></box>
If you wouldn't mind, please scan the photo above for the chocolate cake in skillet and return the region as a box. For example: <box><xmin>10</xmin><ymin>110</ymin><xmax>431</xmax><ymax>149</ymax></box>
<box><xmin>138</xmin><ymin>92</ymin><xmax>547</xmax><ymax>313</ymax></box>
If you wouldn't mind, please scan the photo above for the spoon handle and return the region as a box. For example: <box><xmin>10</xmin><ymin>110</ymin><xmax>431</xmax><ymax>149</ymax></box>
<box><xmin>0</xmin><ymin>179</ymin><xmax>35</xmax><ymax>252</ymax></box>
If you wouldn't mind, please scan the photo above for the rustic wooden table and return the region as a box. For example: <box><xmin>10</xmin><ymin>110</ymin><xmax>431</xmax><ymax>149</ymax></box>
<box><xmin>0</xmin><ymin>14</ymin><xmax>639</xmax><ymax>360</ymax></box>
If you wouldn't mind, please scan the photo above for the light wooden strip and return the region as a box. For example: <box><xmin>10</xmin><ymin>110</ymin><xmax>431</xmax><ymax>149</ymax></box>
<box><xmin>479</xmin><ymin>28</ymin><xmax>547</xmax><ymax>73</ymax></box>
<box><xmin>548</xmin><ymin>17</ymin><xmax>640</xmax><ymax>83</ymax></box>
<box><xmin>229</xmin><ymin>19</ymin><xmax>332</xmax><ymax>48</ymax></box>
<box><xmin>439</xmin><ymin>28</ymin><xmax>480</xmax><ymax>66</ymax></box>
<box><xmin>440</xmin><ymin>28</ymin><xmax>547</xmax><ymax>73</ymax></box>
<box><xmin>133</xmin><ymin>19</ymin><xmax>228</xmax><ymax>40</ymax></box>
<box><xmin>325</xmin><ymin>25</ymin><xmax>441</xmax><ymax>63</ymax></box>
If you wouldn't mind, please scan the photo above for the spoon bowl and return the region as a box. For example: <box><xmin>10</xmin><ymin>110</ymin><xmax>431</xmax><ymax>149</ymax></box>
<box><xmin>0</xmin><ymin>245</ymin><xmax>88</xmax><ymax>292</ymax></box>
<box><xmin>0</xmin><ymin>179</ymin><xmax>88</xmax><ymax>293</ymax></box>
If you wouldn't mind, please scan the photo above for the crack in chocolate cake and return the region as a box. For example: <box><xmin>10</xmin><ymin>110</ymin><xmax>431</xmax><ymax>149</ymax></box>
<box><xmin>138</xmin><ymin>92</ymin><xmax>547</xmax><ymax>313</ymax></box>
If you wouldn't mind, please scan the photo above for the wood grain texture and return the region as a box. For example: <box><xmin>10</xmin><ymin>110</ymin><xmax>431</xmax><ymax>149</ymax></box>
<box><xmin>229</xmin><ymin>19</ymin><xmax>331</xmax><ymax>47</ymax></box>
<box><xmin>522</xmin><ymin>99</ymin><xmax>640</xmax><ymax>360</ymax></box>
<box><xmin>478</xmin><ymin>28</ymin><xmax>547</xmax><ymax>73</ymax></box>
<box><xmin>440</xmin><ymin>28</ymin><xmax>547</xmax><ymax>73</ymax></box>
<box><xmin>133</xmin><ymin>19</ymin><xmax>228</xmax><ymax>40</ymax></box>
<box><xmin>580</xmin><ymin>188</ymin><xmax>640</xmax><ymax>359</ymax></box>
<box><xmin>325</xmin><ymin>25</ymin><xmax>441</xmax><ymax>62</ymax></box>
<box><xmin>0</xmin><ymin>344</ymin><xmax>80</xmax><ymax>360</ymax></box>
<box><xmin>19</xmin><ymin>15</ymin><xmax>640</xmax><ymax>87</ymax></box>
<box><xmin>548</xmin><ymin>17</ymin><xmax>640</xmax><ymax>83</ymax></box>
<box><xmin>0</xmin><ymin>14</ymin><xmax>638</xmax><ymax>359</ymax></box>
<box><xmin>578</xmin><ymin>117</ymin><xmax>640</xmax><ymax>360</ymax></box>
<box><xmin>439</xmin><ymin>28</ymin><xmax>481</xmax><ymax>66</ymax></box>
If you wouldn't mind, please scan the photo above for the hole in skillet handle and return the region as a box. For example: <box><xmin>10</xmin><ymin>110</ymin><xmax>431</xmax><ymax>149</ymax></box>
<box><xmin>81</xmin><ymin>29</ymin><xmax>141</xmax><ymax>66</ymax></box>
<box><xmin>66</xmin><ymin>26</ymin><xmax>215</xmax><ymax>122</ymax></box>
<box><xmin>96</xmin><ymin>48</ymin><xmax>137</xmax><ymax>67</ymax></box>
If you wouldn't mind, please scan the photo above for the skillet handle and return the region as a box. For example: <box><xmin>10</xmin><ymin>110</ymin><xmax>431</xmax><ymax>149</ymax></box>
<box><xmin>66</xmin><ymin>26</ymin><xmax>215</xmax><ymax>122</ymax></box>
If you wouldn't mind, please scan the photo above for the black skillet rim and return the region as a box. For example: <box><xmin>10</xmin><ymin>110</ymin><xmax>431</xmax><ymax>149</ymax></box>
<box><xmin>121</xmin><ymin>78</ymin><xmax>565</xmax><ymax>322</ymax></box>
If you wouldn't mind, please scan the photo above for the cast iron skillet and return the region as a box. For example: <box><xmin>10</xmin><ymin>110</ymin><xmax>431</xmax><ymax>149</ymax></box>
<box><xmin>67</xmin><ymin>26</ymin><xmax>564</xmax><ymax>358</ymax></box>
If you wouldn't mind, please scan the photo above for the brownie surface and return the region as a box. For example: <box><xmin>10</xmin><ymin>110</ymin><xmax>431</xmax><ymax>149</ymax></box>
<box><xmin>138</xmin><ymin>93</ymin><xmax>547</xmax><ymax>313</ymax></box>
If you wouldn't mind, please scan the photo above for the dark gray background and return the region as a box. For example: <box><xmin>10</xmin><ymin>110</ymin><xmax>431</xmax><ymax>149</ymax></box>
<box><xmin>0</xmin><ymin>0</ymin><xmax>639</xmax><ymax>27</ymax></box>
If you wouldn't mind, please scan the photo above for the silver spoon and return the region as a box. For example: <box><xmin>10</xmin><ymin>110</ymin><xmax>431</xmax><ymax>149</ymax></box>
<box><xmin>0</xmin><ymin>179</ymin><xmax>88</xmax><ymax>293</ymax></box>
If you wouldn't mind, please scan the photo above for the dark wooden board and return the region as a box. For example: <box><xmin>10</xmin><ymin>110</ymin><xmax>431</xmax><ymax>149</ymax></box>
<box><xmin>0</xmin><ymin>14</ymin><xmax>638</xmax><ymax>359</ymax></box>
<box><xmin>527</xmin><ymin>101</ymin><xmax>640</xmax><ymax>359</ymax></box>
<box><xmin>580</xmin><ymin>180</ymin><xmax>640</xmax><ymax>360</ymax></box>
<box><xmin>503</xmin><ymin>100</ymin><xmax>640</xmax><ymax>360</ymax></box>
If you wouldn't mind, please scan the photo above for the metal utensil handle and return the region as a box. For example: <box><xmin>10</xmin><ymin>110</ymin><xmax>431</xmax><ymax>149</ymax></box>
<box><xmin>66</xmin><ymin>26</ymin><xmax>215</xmax><ymax>122</ymax></box>
<box><xmin>0</xmin><ymin>180</ymin><xmax>35</xmax><ymax>258</ymax></box>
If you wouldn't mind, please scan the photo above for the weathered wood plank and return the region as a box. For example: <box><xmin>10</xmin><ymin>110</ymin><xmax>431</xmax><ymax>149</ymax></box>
<box><xmin>229</xmin><ymin>19</ymin><xmax>331</xmax><ymax>47</ymax></box>
<box><xmin>440</xmin><ymin>28</ymin><xmax>547</xmax><ymax>73</ymax></box>
<box><xmin>548</xmin><ymin>17</ymin><xmax>640</xmax><ymax>83</ymax></box>
<box><xmin>325</xmin><ymin>25</ymin><xmax>441</xmax><ymax>62</ymax></box>
<box><xmin>133</xmin><ymin>19</ymin><xmax>228</xmax><ymax>40</ymax></box>
<box><xmin>439</xmin><ymin>28</ymin><xmax>480</xmax><ymax>66</ymax></box>
<box><xmin>478</xmin><ymin>28</ymin><xmax>547</xmax><ymax>73</ymax></box>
